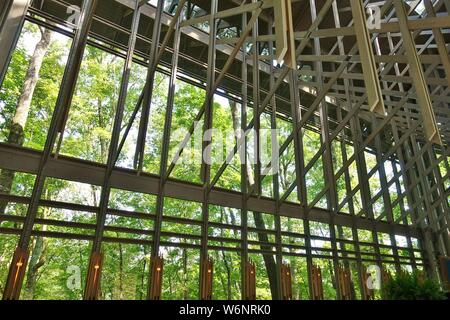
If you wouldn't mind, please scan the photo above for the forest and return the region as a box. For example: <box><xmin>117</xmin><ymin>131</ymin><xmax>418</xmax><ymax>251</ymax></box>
<box><xmin>0</xmin><ymin>19</ymin><xmax>445</xmax><ymax>300</ymax></box>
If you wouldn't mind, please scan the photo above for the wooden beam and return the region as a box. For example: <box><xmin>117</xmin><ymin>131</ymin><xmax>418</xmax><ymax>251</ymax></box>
<box><xmin>2</xmin><ymin>247</ymin><xmax>28</xmax><ymax>300</ymax></box>
<box><xmin>273</xmin><ymin>0</ymin><xmax>288</xmax><ymax>64</ymax></box>
<box><xmin>83</xmin><ymin>252</ymin><xmax>103</xmax><ymax>300</ymax></box>
<box><xmin>281</xmin><ymin>263</ymin><xmax>293</xmax><ymax>300</ymax></box>
<box><xmin>424</xmin><ymin>0</ymin><xmax>450</xmax><ymax>88</ymax></box>
<box><xmin>311</xmin><ymin>264</ymin><xmax>324</xmax><ymax>300</ymax></box>
<box><xmin>244</xmin><ymin>261</ymin><xmax>256</xmax><ymax>300</ymax></box>
<box><xmin>350</xmin><ymin>0</ymin><xmax>385</xmax><ymax>115</ymax></box>
<box><xmin>283</xmin><ymin>0</ymin><xmax>296</xmax><ymax>69</ymax></box>
<box><xmin>394</xmin><ymin>0</ymin><xmax>442</xmax><ymax>145</ymax></box>
<box><xmin>200</xmin><ymin>257</ymin><xmax>213</xmax><ymax>300</ymax></box>
<box><xmin>148</xmin><ymin>256</ymin><xmax>164</xmax><ymax>300</ymax></box>
<box><xmin>180</xmin><ymin>0</ymin><xmax>273</xmax><ymax>27</ymax></box>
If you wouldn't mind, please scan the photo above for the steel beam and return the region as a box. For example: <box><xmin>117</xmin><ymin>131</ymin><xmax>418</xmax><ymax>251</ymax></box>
<box><xmin>0</xmin><ymin>0</ymin><xmax>31</xmax><ymax>86</ymax></box>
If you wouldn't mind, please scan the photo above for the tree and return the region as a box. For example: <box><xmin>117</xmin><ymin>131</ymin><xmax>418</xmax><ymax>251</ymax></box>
<box><xmin>0</xmin><ymin>26</ymin><xmax>52</xmax><ymax>213</ymax></box>
<box><xmin>0</xmin><ymin>24</ymin><xmax>56</xmax><ymax>300</ymax></box>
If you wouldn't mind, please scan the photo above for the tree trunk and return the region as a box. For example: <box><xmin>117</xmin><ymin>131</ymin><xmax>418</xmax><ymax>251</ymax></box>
<box><xmin>22</xmin><ymin>236</ymin><xmax>47</xmax><ymax>299</ymax></box>
<box><xmin>327</xmin><ymin>259</ymin><xmax>337</xmax><ymax>296</ymax></box>
<box><xmin>229</xmin><ymin>100</ymin><xmax>280</xmax><ymax>300</ymax></box>
<box><xmin>252</xmin><ymin>212</ymin><xmax>280</xmax><ymax>299</ymax></box>
<box><xmin>118</xmin><ymin>241</ymin><xmax>124</xmax><ymax>299</ymax></box>
<box><xmin>139</xmin><ymin>245</ymin><xmax>147</xmax><ymax>300</ymax></box>
<box><xmin>168</xmin><ymin>256</ymin><xmax>173</xmax><ymax>297</ymax></box>
<box><xmin>22</xmin><ymin>205</ymin><xmax>50</xmax><ymax>299</ymax></box>
<box><xmin>0</xmin><ymin>27</ymin><xmax>52</xmax><ymax>213</ymax></box>
<box><xmin>219</xmin><ymin>208</ymin><xmax>232</xmax><ymax>299</ymax></box>
<box><xmin>97</xmin><ymin>97</ymin><xmax>108</xmax><ymax>163</ymax></box>
<box><xmin>182</xmin><ymin>248</ymin><xmax>188</xmax><ymax>300</ymax></box>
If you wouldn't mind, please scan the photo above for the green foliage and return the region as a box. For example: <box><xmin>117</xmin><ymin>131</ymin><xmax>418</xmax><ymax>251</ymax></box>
<box><xmin>383</xmin><ymin>272</ymin><xmax>446</xmax><ymax>300</ymax></box>
<box><xmin>0</xmin><ymin>23</ymin><xmax>66</xmax><ymax>148</ymax></box>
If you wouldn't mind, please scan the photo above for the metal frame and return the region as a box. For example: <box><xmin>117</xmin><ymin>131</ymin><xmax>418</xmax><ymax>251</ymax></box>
<box><xmin>0</xmin><ymin>0</ymin><xmax>449</xmax><ymax>300</ymax></box>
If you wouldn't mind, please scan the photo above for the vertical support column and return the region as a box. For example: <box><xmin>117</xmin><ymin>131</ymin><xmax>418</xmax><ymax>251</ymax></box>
<box><xmin>2</xmin><ymin>248</ymin><xmax>28</xmax><ymax>300</ymax></box>
<box><xmin>251</xmin><ymin>0</ymin><xmax>261</xmax><ymax>196</ymax></box>
<box><xmin>311</xmin><ymin>264</ymin><xmax>324</xmax><ymax>300</ymax></box>
<box><xmin>83</xmin><ymin>252</ymin><xmax>103</xmax><ymax>300</ymax></box>
<box><xmin>309</xmin><ymin>0</ymin><xmax>341</xmax><ymax>299</ymax></box>
<box><xmin>337</xmin><ymin>265</ymin><xmax>352</xmax><ymax>300</ymax></box>
<box><xmin>149</xmin><ymin>1</ymin><xmax>184</xmax><ymax>299</ymax></box>
<box><xmin>439</xmin><ymin>256</ymin><xmax>450</xmax><ymax>291</ymax></box>
<box><xmin>134</xmin><ymin>0</ymin><xmax>165</xmax><ymax>171</ymax></box>
<box><xmin>85</xmin><ymin>0</ymin><xmax>143</xmax><ymax>300</ymax></box>
<box><xmin>148</xmin><ymin>256</ymin><xmax>164</xmax><ymax>300</ymax></box>
<box><xmin>288</xmin><ymin>68</ymin><xmax>313</xmax><ymax>298</ymax></box>
<box><xmin>0</xmin><ymin>0</ymin><xmax>31</xmax><ymax>86</ymax></box>
<box><xmin>199</xmin><ymin>0</ymin><xmax>217</xmax><ymax>300</ymax></box>
<box><xmin>90</xmin><ymin>0</ymin><xmax>142</xmax><ymax>280</ymax></box>
<box><xmin>280</xmin><ymin>263</ymin><xmax>292</xmax><ymax>300</ymax></box>
<box><xmin>338</xmin><ymin>101</ymin><xmax>365</xmax><ymax>299</ymax></box>
<box><xmin>200</xmin><ymin>257</ymin><xmax>213</xmax><ymax>300</ymax></box>
<box><xmin>239</xmin><ymin>11</ymin><xmax>249</xmax><ymax>301</ymax></box>
<box><xmin>268</xmin><ymin>15</ymin><xmax>283</xmax><ymax>301</ymax></box>
<box><xmin>244</xmin><ymin>261</ymin><xmax>256</xmax><ymax>300</ymax></box>
<box><xmin>331</xmin><ymin>1</ymin><xmax>364</xmax><ymax>299</ymax></box>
